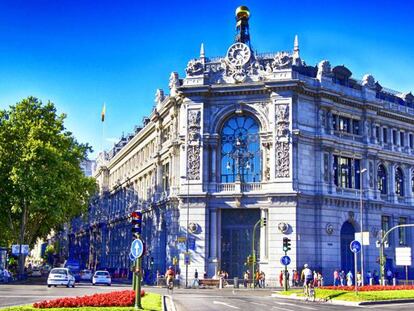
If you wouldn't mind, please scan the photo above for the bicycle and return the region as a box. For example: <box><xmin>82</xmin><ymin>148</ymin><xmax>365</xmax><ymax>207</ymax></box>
<box><xmin>303</xmin><ymin>281</ymin><xmax>315</xmax><ymax>302</ymax></box>
<box><xmin>166</xmin><ymin>277</ymin><xmax>174</xmax><ymax>294</ymax></box>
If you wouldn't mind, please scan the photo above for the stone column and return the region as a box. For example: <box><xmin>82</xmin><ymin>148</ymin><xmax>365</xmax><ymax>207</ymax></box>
<box><xmin>208</xmin><ymin>209</ymin><xmax>219</xmax><ymax>277</ymax></box>
<box><xmin>389</xmin><ymin>163</ymin><xmax>396</xmax><ymax>203</ymax></box>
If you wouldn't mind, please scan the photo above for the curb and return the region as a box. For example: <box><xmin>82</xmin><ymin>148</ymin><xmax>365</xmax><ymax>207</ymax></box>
<box><xmin>271</xmin><ymin>292</ymin><xmax>414</xmax><ymax>306</ymax></box>
<box><xmin>163</xmin><ymin>295</ymin><xmax>177</xmax><ymax>311</ymax></box>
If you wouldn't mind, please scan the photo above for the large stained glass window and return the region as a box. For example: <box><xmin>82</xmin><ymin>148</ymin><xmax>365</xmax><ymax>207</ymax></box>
<box><xmin>221</xmin><ymin>115</ymin><xmax>261</xmax><ymax>183</ymax></box>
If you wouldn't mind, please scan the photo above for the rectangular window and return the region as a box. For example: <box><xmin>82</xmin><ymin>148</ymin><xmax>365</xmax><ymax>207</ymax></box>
<box><xmin>398</xmin><ymin>217</ymin><xmax>407</xmax><ymax>245</ymax></box>
<box><xmin>332</xmin><ymin>115</ymin><xmax>337</xmax><ymax>131</ymax></box>
<box><xmin>400</xmin><ymin>132</ymin><xmax>405</xmax><ymax>147</ymax></box>
<box><xmin>333</xmin><ymin>155</ymin><xmax>359</xmax><ymax>189</ymax></box>
<box><xmin>375</xmin><ymin>126</ymin><xmax>380</xmax><ymax>141</ymax></box>
<box><xmin>352</xmin><ymin>120</ymin><xmax>360</xmax><ymax>135</ymax></box>
<box><xmin>410</xmin><ymin>134</ymin><xmax>414</xmax><ymax>149</ymax></box>
<box><xmin>381</xmin><ymin>215</ymin><xmax>390</xmax><ymax>244</ymax></box>
<box><xmin>393</xmin><ymin>130</ymin><xmax>397</xmax><ymax>145</ymax></box>
<box><xmin>162</xmin><ymin>163</ymin><xmax>170</xmax><ymax>192</ymax></box>
<box><xmin>383</xmin><ymin>128</ymin><xmax>388</xmax><ymax>143</ymax></box>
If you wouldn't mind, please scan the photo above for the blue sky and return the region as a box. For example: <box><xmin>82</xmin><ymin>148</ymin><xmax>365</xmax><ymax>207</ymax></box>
<box><xmin>0</xmin><ymin>0</ymin><xmax>413</xmax><ymax>158</ymax></box>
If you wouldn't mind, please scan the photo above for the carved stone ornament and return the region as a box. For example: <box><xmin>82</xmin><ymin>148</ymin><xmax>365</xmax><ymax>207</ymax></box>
<box><xmin>188</xmin><ymin>222</ymin><xmax>199</xmax><ymax>234</ymax></box>
<box><xmin>278</xmin><ymin>222</ymin><xmax>289</xmax><ymax>233</ymax></box>
<box><xmin>187</xmin><ymin>110</ymin><xmax>201</xmax><ymax>180</ymax></box>
<box><xmin>326</xmin><ymin>223</ymin><xmax>334</xmax><ymax>235</ymax></box>
<box><xmin>275</xmin><ymin>104</ymin><xmax>290</xmax><ymax>138</ymax></box>
<box><xmin>186</xmin><ymin>59</ymin><xmax>204</xmax><ymax>76</ymax></box>
<box><xmin>275</xmin><ymin>141</ymin><xmax>290</xmax><ymax>178</ymax></box>
<box><xmin>271</xmin><ymin>52</ymin><xmax>292</xmax><ymax>70</ymax></box>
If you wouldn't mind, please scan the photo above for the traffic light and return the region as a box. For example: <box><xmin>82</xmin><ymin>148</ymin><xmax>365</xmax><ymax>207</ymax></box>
<box><xmin>283</xmin><ymin>237</ymin><xmax>291</xmax><ymax>252</ymax></box>
<box><xmin>261</xmin><ymin>217</ymin><xmax>267</xmax><ymax>227</ymax></box>
<box><xmin>172</xmin><ymin>256</ymin><xmax>178</xmax><ymax>265</ymax></box>
<box><xmin>131</xmin><ymin>211</ymin><xmax>142</xmax><ymax>236</ymax></box>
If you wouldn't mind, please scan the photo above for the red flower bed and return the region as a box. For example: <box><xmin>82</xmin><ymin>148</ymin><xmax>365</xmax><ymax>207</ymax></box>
<box><xmin>321</xmin><ymin>285</ymin><xmax>414</xmax><ymax>291</ymax></box>
<box><xmin>33</xmin><ymin>290</ymin><xmax>145</xmax><ymax>308</ymax></box>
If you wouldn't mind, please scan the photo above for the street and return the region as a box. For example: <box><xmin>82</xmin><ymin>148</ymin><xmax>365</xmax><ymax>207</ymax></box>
<box><xmin>2</xmin><ymin>284</ymin><xmax>414</xmax><ymax>311</ymax></box>
<box><xmin>167</xmin><ymin>288</ymin><xmax>414</xmax><ymax>311</ymax></box>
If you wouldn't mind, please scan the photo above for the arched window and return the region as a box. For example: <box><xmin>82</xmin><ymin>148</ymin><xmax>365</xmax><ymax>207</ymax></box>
<box><xmin>220</xmin><ymin>115</ymin><xmax>261</xmax><ymax>183</ymax></box>
<box><xmin>377</xmin><ymin>164</ymin><xmax>387</xmax><ymax>195</ymax></box>
<box><xmin>395</xmin><ymin>167</ymin><xmax>404</xmax><ymax>196</ymax></box>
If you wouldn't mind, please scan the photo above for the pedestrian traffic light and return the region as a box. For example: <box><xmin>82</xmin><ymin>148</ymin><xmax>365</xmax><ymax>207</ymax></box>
<box><xmin>131</xmin><ymin>211</ymin><xmax>142</xmax><ymax>235</ymax></box>
<box><xmin>173</xmin><ymin>256</ymin><xmax>178</xmax><ymax>265</ymax></box>
<box><xmin>283</xmin><ymin>237</ymin><xmax>291</xmax><ymax>252</ymax></box>
<box><xmin>261</xmin><ymin>217</ymin><xmax>267</xmax><ymax>227</ymax></box>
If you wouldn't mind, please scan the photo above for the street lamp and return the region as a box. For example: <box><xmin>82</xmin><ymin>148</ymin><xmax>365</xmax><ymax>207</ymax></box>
<box><xmin>359</xmin><ymin>168</ymin><xmax>367</xmax><ymax>286</ymax></box>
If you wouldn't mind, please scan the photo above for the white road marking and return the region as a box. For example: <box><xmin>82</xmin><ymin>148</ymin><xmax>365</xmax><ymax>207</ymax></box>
<box><xmin>273</xmin><ymin>306</ymin><xmax>295</xmax><ymax>311</ymax></box>
<box><xmin>250</xmin><ymin>301</ymin><xmax>267</xmax><ymax>306</ymax></box>
<box><xmin>275</xmin><ymin>301</ymin><xmax>317</xmax><ymax>310</ymax></box>
<box><xmin>213</xmin><ymin>300</ymin><xmax>240</xmax><ymax>309</ymax></box>
<box><xmin>364</xmin><ymin>302</ymin><xmax>414</xmax><ymax>308</ymax></box>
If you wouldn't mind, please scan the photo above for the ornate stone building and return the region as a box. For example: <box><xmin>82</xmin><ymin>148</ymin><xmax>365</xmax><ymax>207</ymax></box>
<box><xmin>76</xmin><ymin>6</ymin><xmax>414</xmax><ymax>283</ymax></box>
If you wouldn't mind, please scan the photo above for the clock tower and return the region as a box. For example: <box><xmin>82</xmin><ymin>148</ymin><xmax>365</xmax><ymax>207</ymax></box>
<box><xmin>235</xmin><ymin>6</ymin><xmax>251</xmax><ymax>47</ymax></box>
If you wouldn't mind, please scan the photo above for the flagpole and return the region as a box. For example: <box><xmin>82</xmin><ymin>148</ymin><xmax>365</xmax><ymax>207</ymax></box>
<box><xmin>101</xmin><ymin>102</ymin><xmax>106</xmax><ymax>153</ymax></box>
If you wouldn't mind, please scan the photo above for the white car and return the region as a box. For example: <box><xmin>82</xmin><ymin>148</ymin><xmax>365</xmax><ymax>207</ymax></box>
<box><xmin>80</xmin><ymin>269</ymin><xmax>93</xmax><ymax>281</ymax></box>
<box><xmin>92</xmin><ymin>270</ymin><xmax>111</xmax><ymax>286</ymax></box>
<box><xmin>31</xmin><ymin>268</ymin><xmax>42</xmax><ymax>277</ymax></box>
<box><xmin>47</xmin><ymin>268</ymin><xmax>75</xmax><ymax>288</ymax></box>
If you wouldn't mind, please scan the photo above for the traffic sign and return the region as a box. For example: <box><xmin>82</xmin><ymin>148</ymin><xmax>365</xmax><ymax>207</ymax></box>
<box><xmin>396</xmin><ymin>247</ymin><xmax>412</xmax><ymax>266</ymax></box>
<box><xmin>280</xmin><ymin>255</ymin><xmax>291</xmax><ymax>266</ymax></box>
<box><xmin>188</xmin><ymin>237</ymin><xmax>196</xmax><ymax>251</ymax></box>
<box><xmin>184</xmin><ymin>253</ymin><xmax>190</xmax><ymax>265</ymax></box>
<box><xmin>12</xmin><ymin>245</ymin><xmax>29</xmax><ymax>255</ymax></box>
<box><xmin>130</xmin><ymin>239</ymin><xmax>144</xmax><ymax>259</ymax></box>
<box><xmin>129</xmin><ymin>252</ymin><xmax>136</xmax><ymax>261</ymax></box>
<box><xmin>350</xmin><ymin>240</ymin><xmax>361</xmax><ymax>253</ymax></box>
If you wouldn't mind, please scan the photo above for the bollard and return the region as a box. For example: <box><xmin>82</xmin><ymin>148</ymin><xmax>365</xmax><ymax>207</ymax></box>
<box><xmin>393</xmin><ymin>277</ymin><xmax>396</xmax><ymax>286</ymax></box>
<box><xmin>369</xmin><ymin>277</ymin><xmax>373</xmax><ymax>285</ymax></box>
<box><xmin>219</xmin><ymin>277</ymin><xmax>223</xmax><ymax>289</ymax></box>
<box><xmin>234</xmin><ymin>277</ymin><xmax>239</xmax><ymax>288</ymax></box>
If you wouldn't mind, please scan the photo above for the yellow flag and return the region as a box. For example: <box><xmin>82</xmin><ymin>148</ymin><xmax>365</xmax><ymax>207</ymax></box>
<box><xmin>101</xmin><ymin>103</ymin><xmax>106</xmax><ymax>122</ymax></box>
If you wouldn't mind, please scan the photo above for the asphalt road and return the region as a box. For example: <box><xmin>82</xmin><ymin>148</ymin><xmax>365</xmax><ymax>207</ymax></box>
<box><xmin>0</xmin><ymin>282</ymin><xmax>131</xmax><ymax>309</ymax></box>
<box><xmin>168</xmin><ymin>288</ymin><xmax>414</xmax><ymax>311</ymax></box>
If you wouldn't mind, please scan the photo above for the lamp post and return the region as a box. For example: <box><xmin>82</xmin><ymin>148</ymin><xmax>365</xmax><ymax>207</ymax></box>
<box><xmin>359</xmin><ymin>168</ymin><xmax>367</xmax><ymax>286</ymax></box>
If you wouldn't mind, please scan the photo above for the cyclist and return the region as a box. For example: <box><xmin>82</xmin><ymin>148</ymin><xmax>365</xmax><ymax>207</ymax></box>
<box><xmin>301</xmin><ymin>264</ymin><xmax>314</xmax><ymax>298</ymax></box>
<box><xmin>165</xmin><ymin>266</ymin><xmax>175</xmax><ymax>290</ymax></box>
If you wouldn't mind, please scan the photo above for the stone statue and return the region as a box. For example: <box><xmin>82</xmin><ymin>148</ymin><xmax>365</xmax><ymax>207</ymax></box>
<box><xmin>317</xmin><ymin>60</ymin><xmax>331</xmax><ymax>80</ymax></box>
<box><xmin>155</xmin><ymin>89</ymin><xmax>164</xmax><ymax>106</ymax></box>
<box><xmin>169</xmin><ymin>72</ymin><xmax>180</xmax><ymax>96</ymax></box>
<box><xmin>362</xmin><ymin>74</ymin><xmax>375</xmax><ymax>89</ymax></box>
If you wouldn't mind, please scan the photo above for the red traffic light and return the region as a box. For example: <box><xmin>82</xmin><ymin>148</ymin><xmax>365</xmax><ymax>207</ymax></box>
<box><xmin>131</xmin><ymin>211</ymin><xmax>142</xmax><ymax>219</ymax></box>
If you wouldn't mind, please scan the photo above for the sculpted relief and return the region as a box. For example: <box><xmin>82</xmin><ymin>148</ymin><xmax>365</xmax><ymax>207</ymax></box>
<box><xmin>187</xmin><ymin>110</ymin><xmax>201</xmax><ymax>180</ymax></box>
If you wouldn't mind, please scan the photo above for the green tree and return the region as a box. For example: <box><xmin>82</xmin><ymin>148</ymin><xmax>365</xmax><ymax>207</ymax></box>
<box><xmin>0</xmin><ymin>97</ymin><xmax>96</xmax><ymax>275</ymax></box>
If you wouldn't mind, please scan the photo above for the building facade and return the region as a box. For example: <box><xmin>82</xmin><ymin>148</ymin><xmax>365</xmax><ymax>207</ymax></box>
<box><xmin>72</xmin><ymin>7</ymin><xmax>414</xmax><ymax>283</ymax></box>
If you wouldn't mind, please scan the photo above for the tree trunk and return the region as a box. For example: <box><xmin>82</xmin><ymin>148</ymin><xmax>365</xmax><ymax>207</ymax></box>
<box><xmin>18</xmin><ymin>199</ymin><xmax>27</xmax><ymax>280</ymax></box>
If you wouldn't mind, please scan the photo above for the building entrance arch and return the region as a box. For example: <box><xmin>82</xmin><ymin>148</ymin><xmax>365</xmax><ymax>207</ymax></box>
<box><xmin>340</xmin><ymin>221</ymin><xmax>355</xmax><ymax>274</ymax></box>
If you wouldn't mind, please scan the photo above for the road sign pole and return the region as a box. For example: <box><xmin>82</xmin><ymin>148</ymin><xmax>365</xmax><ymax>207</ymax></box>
<box><xmin>354</xmin><ymin>251</ymin><xmax>358</xmax><ymax>293</ymax></box>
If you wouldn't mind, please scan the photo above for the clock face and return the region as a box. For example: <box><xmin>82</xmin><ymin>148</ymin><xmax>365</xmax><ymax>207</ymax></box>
<box><xmin>226</xmin><ymin>43</ymin><xmax>251</xmax><ymax>67</ymax></box>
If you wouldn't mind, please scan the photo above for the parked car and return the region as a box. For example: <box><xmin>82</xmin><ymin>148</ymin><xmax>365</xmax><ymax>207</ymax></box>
<box><xmin>80</xmin><ymin>269</ymin><xmax>93</xmax><ymax>281</ymax></box>
<box><xmin>31</xmin><ymin>268</ymin><xmax>42</xmax><ymax>277</ymax></box>
<box><xmin>47</xmin><ymin>268</ymin><xmax>75</xmax><ymax>288</ymax></box>
<box><xmin>92</xmin><ymin>270</ymin><xmax>111</xmax><ymax>286</ymax></box>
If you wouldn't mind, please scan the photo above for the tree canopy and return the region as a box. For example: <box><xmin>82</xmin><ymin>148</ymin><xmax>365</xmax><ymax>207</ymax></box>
<box><xmin>0</xmin><ymin>97</ymin><xmax>96</xmax><ymax>248</ymax></box>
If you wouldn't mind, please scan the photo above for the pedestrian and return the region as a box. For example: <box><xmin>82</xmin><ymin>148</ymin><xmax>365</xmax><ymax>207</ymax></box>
<box><xmin>3</xmin><ymin>268</ymin><xmax>10</xmax><ymax>283</ymax></box>
<box><xmin>339</xmin><ymin>270</ymin><xmax>345</xmax><ymax>286</ymax></box>
<box><xmin>317</xmin><ymin>272</ymin><xmax>323</xmax><ymax>287</ymax></box>
<box><xmin>356</xmin><ymin>271</ymin><xmax>362</xmax><ymax>287</ymax></box>
<box><xmin>156</xmin><ymin>270</ymin><xmax>161</xmax><ymax>286</ymax></box>
<box><xmin>285</xmin><ymin>270</ymin><xmax>290</xmax><ymax>288</ymax></box>
<box><xmin>292</xmin><ymin>270</ymin><xmax>299</xmax><ymax>287</ymax></box>
<box><xmin>373</xmin><ymin>270</ymin><xmax>379</xmax><ymax>285</ymax></box>
<box><xmin>255</xmin><ymin>269</ymin><xmax>260</xmax><ymax>288</ymax></box>
<box><xmin>366</xmin><ymin>270</ymin><xmax>372</xmax><ymax>285</ymax></box>
<box><xmin>386</xmin><ymin>269</ymin><xmax>393</xmax><ymax>285</ymax></box>
<box><xmin>243</xmin><ymin>270</ymin><xmax>249</xmax><ymax>288</ymax></box>
<box><xmin>279</xmin><ymin>270</ymin><xmax>284</xmax><ymax>287</ymax></box>
<box><xmin>192</xmin><ymin>269</ymin><xmax>199</xmax><ymax>288</ymax></box>
<box><xmin>333</xmin><ymin>269</ymin><xmax>339</xmax><ymax>286</ymax></box>
<box><xmin>346</xmin><ymin>270</ymin><xmax>353</xmax><ymax>286</ymax></box>
<box><xmin>259</xmin><ymin>271</ymin><xmax>265</xmax><ymax>288</ymax></box>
